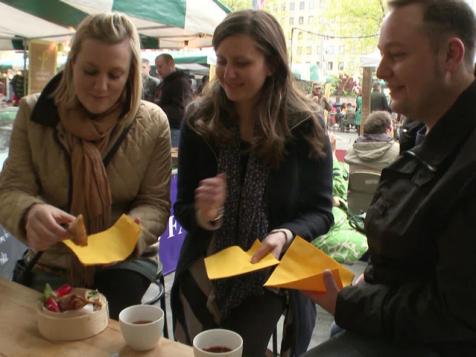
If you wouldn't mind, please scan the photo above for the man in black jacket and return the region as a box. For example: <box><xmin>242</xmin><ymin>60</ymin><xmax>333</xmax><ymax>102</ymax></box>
<box><xmin>304</xmin><ymin>1</ymin><xmax>476</xmax><ymax>356</ymax></box>
<box><xmin>155</xmin><ymin>53</ymin><xmax>193</xmax><ymax>147</ymax></box>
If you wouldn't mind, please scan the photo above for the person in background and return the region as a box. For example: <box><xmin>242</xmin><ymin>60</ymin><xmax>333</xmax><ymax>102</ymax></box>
<box><xmin>312</xmin><ymin>133</ymin><xmax>368</xmax><ymax>264</ymax></box>
<box><xmin>171</xmin><ymin>10</ymin><xmax>333</xmax><ymax>357</ymax></box>
<box><xmin>344</xmin><ymin>110</ymin><xmax>399</xmax><ymax>174</ymax></box>
<box><xmin>311</xmin><ymin>82</ymin><xmax>332</xmax><ymax>111</ymax></box>
<box><xmin>141</xmin><ymin>58</ymin><xmax>160</xmax><ymax>102</ymax></box>
<box><xmin>310</xmin><ymin>81</ymin><xmax>332</xmax><ymax>127</ymax></box>
<box><xmin>10</xmin><ymin>71</ymin><xmax>25</xmax><ymax>106</ymax></box>
<box><xmin>370</xmin><ymin>81</ymin><xmax>391</xmax><ymax>112</ymax></box>
<box><xmin>354</xmin><ymin>88</ymin><xmax>362</xmax><ymax>134</ymax></box>
<box><xmin>196</xmin><ymin>74</ymin><xmax>209</xmax><ymax>96</ymax></box>
<box><xmin>0</xmin><ymin>13</ymin><xmax>171</xmax><ymax>319</ymax></box>
<box><xmin>341</xmin><ymin>103</ymin><xmax>355</xmax><ymax>132</ymax></box>
<box><xmin>0</xmin><ymin>80</ymin><xmax>5</xmax><ymax>99</ymax></box>
<box><xmin>154</xmin><ymin>53</ymin><xmax>193</xmax><ymax>147</ymax></box>
<box><xmin>303</xmin><ymin>0</ymin><xmax>476</xmax><ymax>355</ymax></box>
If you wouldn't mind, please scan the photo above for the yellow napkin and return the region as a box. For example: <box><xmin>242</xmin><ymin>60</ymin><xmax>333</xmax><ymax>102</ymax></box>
<box><xmin>264</xmin><ymin>236</ymin><xmax>354</xmax><ymax>292</ymax></box>
<box><xmin>205</xmin><ymin>240</ymin><xmax>280</xmax><ymax>280</ymax></box>
<box><xmin>63</xmin><ymin>214</ymin><xmax>141</xmax><ymax>266</ymax></box>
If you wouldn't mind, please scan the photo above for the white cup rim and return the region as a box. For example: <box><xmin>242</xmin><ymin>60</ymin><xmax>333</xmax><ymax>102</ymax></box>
<box><xmin>119</xmin><ymin>304</ymin><xmax>164</xmax><ymax>327</ymax></box>
<box><xmin>193</xmin><ymin>328</ymin><xmax>243</xmax><ymax>354</ymax></box>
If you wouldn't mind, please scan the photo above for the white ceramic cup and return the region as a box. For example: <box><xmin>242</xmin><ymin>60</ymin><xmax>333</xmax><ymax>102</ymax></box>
<box><xmin>193</xmin><ymin>328</ymin><xmax>243</xmax><ymax>357</ymax></box>
<box><xmin>119</xmin><ymin>304</ymin><xmax>164</xmax><ymax>351</ymax></box>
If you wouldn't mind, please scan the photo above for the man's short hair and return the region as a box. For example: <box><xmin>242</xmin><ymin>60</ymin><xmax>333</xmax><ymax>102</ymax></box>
<box><xmin>372</xmin><ymin>82</ymin><xmax>381</xmax><ymax>92</ymax></box>
<box><xmin>364</xmin><ymin>111</ymin><xmax>393</xmax><ymax>135</ymax></box>
<box><xmin>142</xmin><ymin>58</ymin><xmax>150</xmax><ymax>65</ymax></box>
<box><xmin>388</xmin><ymin>0</ymin><xmax>476</xmax><ymax>67</ymax></box>
<box><xmin>156</xmin><ymin>53</ymin><xmax>175</xmax><ymax>64</ymax></box>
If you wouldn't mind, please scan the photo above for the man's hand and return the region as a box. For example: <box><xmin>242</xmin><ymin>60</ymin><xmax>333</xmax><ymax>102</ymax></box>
<box><xmin>250</xmin><ymin>230</ymin><xmax>287</xmax><ymax>263</ymax></box>
<box><xmin>353</xmin><ymin>273</ymin><xmax>365</xmax><ymax>285</ymax></box>
<box><xmin>303</xmin><ymin>270</ymin><xmax>342</xmax><ymax>315</ymax></box>
<box><xmin>25</xmin><ymin>203</ymin><xmax>76</xmax><ymax>251</ymax></box>
<box><xmin>195</xmin><ymin>173</ymin><xmax>226</xmax><ymax>222</ymax></box>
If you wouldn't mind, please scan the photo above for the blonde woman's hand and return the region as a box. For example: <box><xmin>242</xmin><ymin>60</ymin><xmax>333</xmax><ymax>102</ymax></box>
<box><xmin>25</xmin><ymin>203</ymin><xmax>76</xmax><ymax>251</ymax></box>
<box><xmin>195</xmin><ymin>173</ymin><xmax>226</xmax><ymax>222</ymax></box>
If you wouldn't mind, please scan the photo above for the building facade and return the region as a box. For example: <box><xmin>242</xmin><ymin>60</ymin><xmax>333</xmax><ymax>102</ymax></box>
<box><xmin>265</xmin><ymin>0</ymin><xmax>379</xmax><ymax>81</ymax></box>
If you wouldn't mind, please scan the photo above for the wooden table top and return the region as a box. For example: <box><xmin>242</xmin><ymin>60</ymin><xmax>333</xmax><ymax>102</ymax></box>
<box><xmin>0</xmin><ymin>277</ymin><xmax>193</xmax><ymax>357</ymax></box>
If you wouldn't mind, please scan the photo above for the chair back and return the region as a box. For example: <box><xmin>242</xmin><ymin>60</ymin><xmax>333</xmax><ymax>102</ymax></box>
<box><xmin>347</xmin><ymin>170</ymin><xmax>381</xmax><ymax>215</ymax></box>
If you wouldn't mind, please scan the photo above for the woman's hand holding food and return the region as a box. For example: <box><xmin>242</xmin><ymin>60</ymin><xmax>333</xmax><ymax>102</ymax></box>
<box><xmin>195</xmin><ymin>173</ymin><xmax>227</xmax><ymax>223</ymax></box>
<box><xmin>25</xmin><ymin>203</ymin><xmax>76</xmax><ymax>251</ymax></box>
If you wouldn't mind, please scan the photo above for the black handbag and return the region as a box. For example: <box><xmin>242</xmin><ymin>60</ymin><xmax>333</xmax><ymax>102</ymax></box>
<box><xmin>12</xmin><ymin>251</ymin><xmax>43</xmax><ymax>286</ymax></box>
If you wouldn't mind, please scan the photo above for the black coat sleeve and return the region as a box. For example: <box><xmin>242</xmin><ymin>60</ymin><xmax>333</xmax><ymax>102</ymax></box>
<box><xmin>270</xmin><ymin>125</ymin><xmax>334</xmax><ymax>241</ymax></box>
<box><xmin>173</xmin><ymin>122</ymin><xmax>216</xmax><ymax>232</ymax></box>
<box><xmin>335</xmin><ymin>178</ymin><xmax>476</xmax><ymax>344</ymax></box>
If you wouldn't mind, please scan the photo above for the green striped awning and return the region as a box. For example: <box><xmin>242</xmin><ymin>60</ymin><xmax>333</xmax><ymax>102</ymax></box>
<box><xmin>0</xmin><ymin>0</ymin><xmax>229</xmax><ymax>49</ymax></box>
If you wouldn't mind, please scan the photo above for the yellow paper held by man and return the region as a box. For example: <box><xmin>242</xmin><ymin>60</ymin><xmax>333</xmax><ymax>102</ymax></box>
<box><xmin>264</xmin><ymin>236</ymin><xmax>354</xmax><ymax>292</ymax></box>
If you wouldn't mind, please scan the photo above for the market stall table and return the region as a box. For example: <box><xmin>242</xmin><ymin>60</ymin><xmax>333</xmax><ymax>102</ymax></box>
<box><xmin>0</xmin><ymin>277</ymin><xmax>193</xmax><ymax>356</ymax></box>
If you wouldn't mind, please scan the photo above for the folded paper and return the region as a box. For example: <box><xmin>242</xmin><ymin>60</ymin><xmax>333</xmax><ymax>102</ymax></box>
<box><xmin>63</xmin><ymin>214</ymin><xmax>141</xmax><ymax>266</ymax></box>
<box><xmin>264</xmin><ymin>236</ymin><xmax>355</xmax><ymax>292</ymax></box>
<box><xmin>205</xmin><ymin>240</ymin><xmax>280</xmax><ymax>280</ymax></box>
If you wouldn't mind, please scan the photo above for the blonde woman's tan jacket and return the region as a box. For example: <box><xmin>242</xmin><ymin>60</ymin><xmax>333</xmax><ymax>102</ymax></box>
<box><xmin>0</xmin><ymin>94</ymin><xmax>171</xmax><ymax>270</ymax></box>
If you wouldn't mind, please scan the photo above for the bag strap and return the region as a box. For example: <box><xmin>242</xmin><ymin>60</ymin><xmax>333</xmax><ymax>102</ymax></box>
<box><xmin>103</xmin><ymin>124</ymin><xmax>133</xmax><ymax>167</ymax></box>
<box><xmin>13</xmin><ymin>251</ymin><xmax>43</xmax><ymax>285</ymax></box>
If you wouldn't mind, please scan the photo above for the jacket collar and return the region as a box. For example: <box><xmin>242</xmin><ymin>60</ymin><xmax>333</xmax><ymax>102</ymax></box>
<box><xmin>410</xmin><ymin>80</ymin><xmax>476</xmax><ymax>169</ymax></box>
<box><xmin>30</xmin><ymin>72</ymin><xmax>62</xmax><ymax>127</ymax></box>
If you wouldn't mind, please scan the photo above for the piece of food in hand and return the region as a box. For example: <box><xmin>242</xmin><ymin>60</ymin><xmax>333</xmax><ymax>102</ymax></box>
<box><xmin>68</xmin><ymin>214</ymin><xmax>88</xmax><ymax>246</ymax></box>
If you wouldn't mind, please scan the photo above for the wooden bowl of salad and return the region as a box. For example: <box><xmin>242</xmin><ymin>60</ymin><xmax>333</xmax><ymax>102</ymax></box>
<box><xmin>37</xmin><ymin>284</ymin><xmax>109</xmax><ymax>341</ymax></box>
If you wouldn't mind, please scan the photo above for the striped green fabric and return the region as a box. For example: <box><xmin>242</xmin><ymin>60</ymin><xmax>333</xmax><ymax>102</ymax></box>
<box><xmin>0</xmin><ymin>0</ymin><xmax>86</xmax><ymax>28</ymax></box>
<box><xmin>113</xmin><ymin>0</ymin><xmax>186</xmax><ymax>28</ymax></box>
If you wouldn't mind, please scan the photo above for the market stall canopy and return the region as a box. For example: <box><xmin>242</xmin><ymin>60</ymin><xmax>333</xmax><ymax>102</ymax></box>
<box><xmin>360</xmin><ymin>50</ymin><xmax>381</xmax><ymax>68</ymax></box>
<box><xmin>0</xmin><ymin>0</ymin><xmax>229</xmax><ymax>49</ymax></box>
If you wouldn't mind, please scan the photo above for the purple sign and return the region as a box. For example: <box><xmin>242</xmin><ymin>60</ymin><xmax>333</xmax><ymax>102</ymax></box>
<box><xmin>159</xmin><ymin>173</ymin><xmax>187</xmax><ymax>275</ymax></box>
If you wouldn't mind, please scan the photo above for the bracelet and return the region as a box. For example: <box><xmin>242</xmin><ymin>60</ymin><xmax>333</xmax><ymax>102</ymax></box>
<box><xmin>270</xmin><ymin>228</ymin><xmax>293</xmax><ymax>243</ymax></box>
<box><xmin>208</xmin><ymin>207</ymin><xmax>224</xmax><ymax>226</ymax></box>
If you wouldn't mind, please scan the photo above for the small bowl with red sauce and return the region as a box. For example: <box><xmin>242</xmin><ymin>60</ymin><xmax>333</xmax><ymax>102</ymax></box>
<box><xmin>119</xmin><ymin>304</ymin><xmax>164</xmax><ymax>351</ymax></box>
<box><xmin>193</xmin><ymin>328</ymin><xmax>243</xmax><ymax>356</ymax></box>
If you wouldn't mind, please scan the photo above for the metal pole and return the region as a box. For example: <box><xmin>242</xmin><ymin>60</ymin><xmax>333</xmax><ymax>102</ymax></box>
<box><xmin>23</xmin><ymin>39</ymin><xmax>28</xmax><ymax>95</ymax></box>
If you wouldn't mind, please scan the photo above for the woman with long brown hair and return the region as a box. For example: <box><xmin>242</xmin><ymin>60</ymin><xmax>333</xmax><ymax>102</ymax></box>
<box><xmin>171</xmin><ymin>10</ymin><xmax>333</xmax><ymax>356</ymax></box>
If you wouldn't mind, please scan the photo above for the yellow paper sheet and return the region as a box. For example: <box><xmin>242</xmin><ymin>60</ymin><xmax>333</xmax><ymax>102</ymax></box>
<box><xmin>205</xmin><ymin>240</ymin><xmax>280</xmax><ymax>280</ymax></box>
<box><xmin>264</xmin><ymin>236</ymin><xmax>355</xmax><ymax>292</ymax></box>
<box><xmin>63</xmin><ymin>214</ymin><xmax>141</xmax><ymax>266</ymax></box>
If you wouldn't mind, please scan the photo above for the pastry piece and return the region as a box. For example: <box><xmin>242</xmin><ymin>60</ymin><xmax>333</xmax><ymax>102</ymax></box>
<box><xmin>68</xmin><ymin>214</ymin><xmax>88</xmax><ymax>246</ymax></box>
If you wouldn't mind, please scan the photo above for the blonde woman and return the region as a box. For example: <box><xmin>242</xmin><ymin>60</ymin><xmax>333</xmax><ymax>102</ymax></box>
<box><xmin>0</xmin><ymin>13</ymin><xmax>171</xmax><ymax>319</ymax></box>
